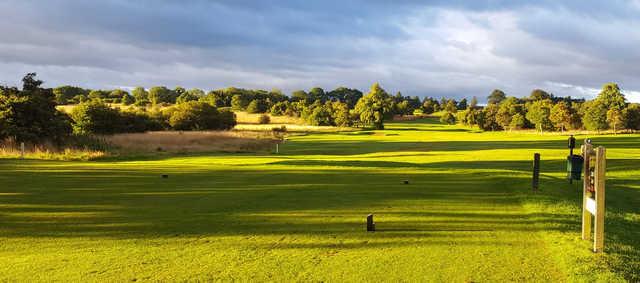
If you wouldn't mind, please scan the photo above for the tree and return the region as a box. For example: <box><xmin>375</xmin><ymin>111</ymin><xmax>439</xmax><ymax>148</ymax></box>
<box><xmin>509</xmin><ymin>113</ymin><xmax>526</xmax><ymax>130</ymax></box>
<box><xmin>597</xmin><ymin>83</ymin><xmax>626</xmax><ymax>111</ymax></box>
<box><xmin>231</xmin><ymin>95</ymin><xmax>249</xmax><ymax>110</ymax></box>
<box><xmin>487</xmin><ymin>89</ymin><xmax>506</xmax><ymax>105</ymax></box>
<box><xmin>457</xmin><ymin>98</ymin><xmax>468</xmax><ymax>110</ymax></box>
<box><xmin>121</xmin><ymin>94</ymin><xmax>135</xmax><ymax>105</ymax></box>
<box><xmin>309</xmin><ymin>87</ymin><xmax>327</xmax><ymax>102</ymax></box>
<box><xmin>131</xmin><ymin>87</ymin><xmax>148</xmax><ymax>103</ymax></box>
<box><xmin>496</xmin><ymin>97</ymin><xmax>523</xmax><ymax>130</ymax></box>
<box><xmin>440</xmin><ymin>112</ymin><xmax>456</xmax><ymax>125</ymax></box>
<box><xmin>53</xmin><ymin>86</ymin><xmax>88</xmax><ymax>105</ymax></box>
<box><xmin>529</xmin><ymin>89</ymin><xmax>552</xmax><ymax>101</ymax></box>
<box><xmin>246</xmin><ymin>99</ymin><xmax>267</xmax><ymax>113</ymax></box>
<box><xmin>0</xmin><ymin>73</ymin><xmax>71</xmax><ymax>144</ymax></box>
<box><xmin>623</xmin><ymin>103</ymin><xmax>640</xmax><ymax>130</ymax></box>
<box><xmin>354</xmin><ymin>83</ymin><xmax>392</xmax><ymax>130</ymax></box>
<box><xmin>526</xmin><ymin>99</ymin><xmax>553</xmax><ymax>132</ymax></box>
<box><xmin>469</xmin><ymin>96</ymin><xmax>478</xmax><ymax>109</ymax></box>
<box><xmin>70</xmin><ymin>101</ymin><xmax>122</xmax><ymax>135</ymax></box>
<box><xmin>148</xmin><ymin>86</ymin><xmax>173</xmax><ymax>105</ymax></box>
<box><xmin>331</xmin><ymin>101</ymin><xmax>352</xmax><ymax>127</ymax></box>
<box><xmin>169</xmin><ymin>101</ymin><xmax>236</xmax><ymax>130</ymax></box>
<box><xmin>444</xmin><ymin>99</ymin><xmax>457</xmax><ymax>113</ymax></box>
<box><xmin>477</xmin><ymin>103</ymin><xmax>500</xmax><ymax>131</ymax></box>
<box><xmin>549</xmin><ymin>101</ymin><xmax>572</xmax><ymax>132</ymax></box>
<box><xmin>88</xmin><ymin>90</ymin><xmax>108</xmax><ymax>101</ymax></box>
<box><xmin>606</xmin><ymin>108</ymin><xmax>624</xmax><ymax>134</ymax></box>
<box><xmin>176</xmin><ymin>89</ymin><xmax>202</xmax><ymax>104</ymax></box>
<box><xmin>291</xmin><ymin>90</ymin><xmax>310</xmax><ymax>103</ymax></box>
<box><xmin>582</xmin><ymin>100</ymin><xmax>608</xmax><ymax>131</ymax></box>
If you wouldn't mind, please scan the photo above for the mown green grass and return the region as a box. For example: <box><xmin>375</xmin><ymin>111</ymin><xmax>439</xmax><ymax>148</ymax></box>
<box><xmin>0</xmin><ymin>118</ymin><xmax>638</xmax><ymax>281</ymax></box>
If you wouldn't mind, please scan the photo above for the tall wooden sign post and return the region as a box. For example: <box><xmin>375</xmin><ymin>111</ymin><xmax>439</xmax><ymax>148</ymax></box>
<box><xmin>581</xmin><ymin>140</ymin><xmax>606</xmax><ymax>253</ymax></box>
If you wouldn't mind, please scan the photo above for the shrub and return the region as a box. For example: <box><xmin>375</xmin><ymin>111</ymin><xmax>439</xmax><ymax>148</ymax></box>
<box><xmin>121</xmin><ymin>94</ymin><xmax>135</xmax><ymax>105</ymax></box>
<box><xmin>246</xmin><ymin>99</ymin><xmax>268</xmax><ymax>113</ymax></box>
<box><xmin>169</xmin><ymin>101</ymin><xmax>236</xmax><ymax>131</ymax></box>
<box><xmin>258</xmin><ymin>114</ymin><xmax>270</xmax><ymax>124</ymax></box>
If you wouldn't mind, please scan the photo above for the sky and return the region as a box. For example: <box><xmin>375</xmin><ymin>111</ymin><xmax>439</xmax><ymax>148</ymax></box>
<box><xmin>0</xmin><ymin>0</ymin><xmax>639</xmax><ymax>102</ymax></box>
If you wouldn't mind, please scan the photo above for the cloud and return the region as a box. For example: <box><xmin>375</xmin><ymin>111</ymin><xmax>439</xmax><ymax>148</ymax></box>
<box><xmin>0</xmin><ymin>0</ymin><xmax>639</xmax><ymax>102</ymax></box>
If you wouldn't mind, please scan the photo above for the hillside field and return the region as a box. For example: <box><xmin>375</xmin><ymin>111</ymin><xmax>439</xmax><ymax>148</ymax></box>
<box><xmin>0</xmin><ymin>118</ymin><xmax>638</xmax><ymax>281</ymax></box>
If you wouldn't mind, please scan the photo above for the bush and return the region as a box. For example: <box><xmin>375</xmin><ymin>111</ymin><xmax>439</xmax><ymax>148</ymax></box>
<box><xmin>258</xmin><ymin>114</ymin><xmax>270</xmax><ymax>124</ymax></box>
<box><xmin>246</xmin><ymin>99</ymin><xmax>268</xmax><ymax>113</ymax></box>
<box><xmin>121</xmin><ymin>95</ymin><xmax>135</xmax><ymax>105</ymax></box>
<box><xmin>169</xmin><ymin>101</ymin><xmax>236</xmax><ymax>131</ymax></box>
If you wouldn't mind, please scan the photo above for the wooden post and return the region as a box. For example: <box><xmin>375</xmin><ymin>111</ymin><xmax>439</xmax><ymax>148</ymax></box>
<box><xmin>276</xmin><ymin>143</ymin><xmax>279</xmax><ymax>154</ymax></box>
<box><xmin>581</xmin><ymin>140</ymin><xmax>605</xmax><ymax>253</ymax></box>
<box><xmin>594</xmin><ymin>146</ymin><xmax>605</xmax><ymax>252</ymax></box>
<box><xmin>20</xmin><ymin>142</ymin><xmax>25</xmax><ymax>158</ymax></box>
<box><xmin>366</xmin><ymin>214</ymin><xmax>375</xmax><ymax>232</ymax></box>
<box><xmin>532</xmin><ymin>153</ymin><xmax>540</xmax><ymax>192</ymax></box>
<box><xmin>581</xmin><ymin>143</ymin><xmax>592</xmax><ymax>240</ymax></box>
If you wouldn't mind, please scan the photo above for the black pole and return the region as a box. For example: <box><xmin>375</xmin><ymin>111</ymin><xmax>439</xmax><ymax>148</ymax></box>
<box><xmin>532</xmin><ymin>153</ymin><xmax>540</xmax><ymax>192</ymax></box>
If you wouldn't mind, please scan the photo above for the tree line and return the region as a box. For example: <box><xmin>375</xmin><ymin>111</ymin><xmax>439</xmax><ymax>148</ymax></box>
<box><xmin>2</xmin><ymin>73</ymin><xmax>639</xmax><ymax>146</ymax></box>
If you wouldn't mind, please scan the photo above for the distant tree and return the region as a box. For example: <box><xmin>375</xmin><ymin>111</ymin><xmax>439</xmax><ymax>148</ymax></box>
<box><xmin>597</xmin><ymin>83</ymin><xmax>626</xmax><ymax>111</ymax></box>
<box><xmin>623</xmin><ymin>103</ymin><xmax>640</xmax><ymax>130</ymax></box>
<box><xmin>457</xmin><ymin>98</ymin><xmax>468</xmax><ymax>110</ymax></box>
<box><xmin>487</xmin><ymin>89</ymin><xmax>506</xmax><ymax>105</ymax></box>
<box><xmin>549</xmin><ymin>101</ymin><xmax>573</xmax><ymax>132</ymax></box>
<box><xmin>246</xmin><ymin>99</ymin><xmax>268</xmax><ymax>113</ymax></box>
<box><xmin>327</xmin><ymin>87</ymin><xmax>363</xmax><ymax>108</ymax></box>
<box><xmin>53</xmin><ymin>86</ymin><xmax>88</xmax><ymax>105</ymax></box>
<box><xmin>270</xmin><ymin>101</ymin><xmax>289</xmax><ymax>116</ymax></box>
<box><xmin>469</xmin><ymin>96</ymin><xmax>478</xmax><ymax>109</ymax></box>
<box><xmin>582</xmin><ymin>100</ymin><xmax>609</xmax><ymax>131</ymax></box>
<box><xmin>529</xmin><ymin>89</ymin><xmax>552</xmax><ymax>101</ymax></box>
<box><xmin>496</xmin><ymin>97</ymin><xmax>524</xmax><ymax>130</ymax></box>
<box><xmin>331</xmin><ymin>101</ymin><xmax>352</xmax><ymax>127</ymax></box>
<box><xmin>509</xmin><ymin>113</ymin><xmax>526</xmax><ymax>130</ymax></box>
<box><xmin>354</xmin><ymin>83</ymin><xmax>392</xmax><ymax>129</ymax></box>
<box><xmin>309</xmin><ymin>87</ymin><xmax>327</xmax><ymax>102</ymax></box>
<box><xmin>422</xmin><ymin>98</ymin><xmax>437</xmax><ymax>114</ymax></box>
<box><xmin>231</xmin><ymin>94</ymin><xmax>249</xmax><ymax>110</ymax></box>
<box><xmin>477</xmin><ymin>103</ymin><xmax>500</xmax><ymax>131</ymax></box>
<box><xmin>88</xmin><ymin>90</ymin><xmax>108</xmax><ymax>101</ymax></box>
<box><xmin>70</xmin><ymin>101</ymin><xmax>122</xmax><ymax>135</ymax></box>
<box><xmin>440</xmin><ymin>111</ymin><xmax>456</xmax><ymax>125</ymax></box>
<box><xmin>291</xmin><ymin>90</ymin><xmax>310</xmax><ymax>103</ymax></box>
<box><xmin>0</xmin><ymin>73</ymin><xmax>71</xmax><ymax>144</ymax></box>
<box><xmin>121</xmin><ymin>94</ymin><xmax>135</xmax><ymax>105</ymax></box>
<box><xmin>173</xmin><ymin>86</ymin><xmax>186</xmax><ymax>97</ymax></box>
<box><xmin>306</xmin><ymin>103</ymin><xmax>334</xmax><ymax>126</ymax></box>
<box><xmin>176</xmin><ymin>92</ymin><xmax>200</xmax><ymax>104</ymax></box>
<box><xmin>169</xmin><ymin>101</ymin><xmax>236</xmax><ymax>130</ymax></box>
<box><xmin>131</xmin><ymin>87</ymin><xmax>149</xmax><ymax>103</ymax></box>
<box><xmin>445</xmin><ymin>99</ymin><xmax>457</xmax><ymax>113</ymax></box>
<box><xmin>526</xmin><ymin>99</ymin><xmax>553</xmax><ymax>132</ymax></box>
<box><xmin>606</xmin><ymin>108</ymin><xmax>624</xmax><ymax>134</ymax></box>
<box><xmin>148</xmin><ymin>86</ymin><xmax>173</xmax><ymax>105</ymax></box>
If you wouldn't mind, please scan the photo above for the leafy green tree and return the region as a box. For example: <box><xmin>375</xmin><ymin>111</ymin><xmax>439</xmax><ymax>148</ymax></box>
<box><xmin>529</xmin><ymin>89</ymin><xmax>552</xmax><ymax>101</ymax></box>
<box><xmin>131</xmin><ymin>87</ymin><xmax>148</xmax><ymax>103</ymax></box>
<box><xmin>270</xmin><ymin>101</ymin><xmax>289</xmax><ymax>116</ymax></box>
<box><xmin>291</xmin><ymin>90</ymin><xmax>310</xmax><ymax>103</ymax></box>
<box><xmin>246</xmin><ymin>99</ymin><xmax>268</xmax><ymax>113</ymax></box>
<box><xmin>581</xmin><ymin>100</ymin><xmax>609</xmax><ymax>131</ymax></box>
<box><xmin>53</xmin><ymin>86</ymin><xmax>88</xmax><ymax>105</ymax></box>
<box><xmin>88</xmin><ymin>90</ymin><xmax>108</xmax><ymax>101</ymax></box>
<box><xmin>623</xmin><ymin>103</ymin><xmax>640</xmax><ymax>130</ymax></box>
<box><xmin>487</xmin><ymin>89</ymin><xmax>506</xmax><ymax>105</ymax></box>
<box><xmin>176</xmin><ymin>89</ymin><xmax>202</xmax><ymax>104</ymax></box>
<box><xmin>477</xmin><ymin>103</ymin><xmax>500</xmax><ymax>131</ymax></box>
<box><xmin>597</xmin><ymin>83</ymin><xmax>626</xmax><ymax>111</ymax></box>
<box><xmin>496</xmin><ymin>97</ymin><xmax>524</xmax><ymax>130</ymax></box>
<box><xmin>327</xmin><ymin>87</ymin><xmax>363</xmax><ymax>108</ymax></box>
<box><xmin>148</xmin><ymin>86</ymin><xmax>173</xmax><ymax>105</ymax></box>
<box><xmin>354</xmin><ymin>83</ymin><xmax>392</xmax><ymax>130</ymax></box>
<box><xmin>440</xmin><ymin>111</ymin><xmax>456</xmax><ymax>125</ymax></box>
<box><xmin>231</xmin><ymin>94</ymin><xmax>249</xmax><ymax>110</ymax></box>
<box><xmin>457</xmin><ymin>98</ymin><xmax>468</xmax><ymax>110</ymax></box>
<box><xmin>549</xmin><ymin>101</ymin><xmax>572</xmax><ymax>132</ymax></box>
<box><xmin>306</xmin><ymin>103</ymin><xmax>333</xmax><ymax>126</ymax></box>
<box><xmin>331</xmin><ymin>101</ymin><xmax>352</xmax><ymax>127</ymax></box>
<box><xmin>309</xmin><ymin>87</ymin><xmax>327</xmax><ymax>102</ymax></box>
<box><xmin>121</xmin><ymin>94</ymin><xmax>135</xmax><ymax>105</ymax></box>
<box><xmin>422</xmin><ymin>98</ymin><xmax>437</xmax><ymax>114</ymax></box>
<box><xmin>0</xmin><ymin>73</ymin><xmax>71</xmax><ymax>144</ymax></box>
<box><xmin>526</xmin><ymin>99</ymin><xmax>553</xmax><ymax>132</ymax></box>
<box><xmin>606</xmin><ymin>108</ymin><xmax>624</xmax><ymax>134</ymax></box>
<box><xmin>70</xmin><ymin>101</ymin><xmax>122</xmax><ymax>135</ymax></box>
<box><xmin>509</xmin><ymin>113</ymin><xmax>526</xmax><ymax>130</ymax></box>
<box><xmin>169</xmin><ymin>101</ymin><xmax>236</xmax><ymax>130</ymax></box>
<box><xmin>444</xmin><ymin>99</ymin><xmax>457</xmax><ymax>113</ymax></box>
<box><xmin>469</xmin><ymin>96</ymin><xmax>478</xmax><ymax>109</ymax></box>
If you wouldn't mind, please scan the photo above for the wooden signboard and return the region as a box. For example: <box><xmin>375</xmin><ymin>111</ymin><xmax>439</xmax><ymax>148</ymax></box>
<box><xmin>581</xmin><ymin>140</ymin><xmax>606</xmax><ymax>253</ymax></box>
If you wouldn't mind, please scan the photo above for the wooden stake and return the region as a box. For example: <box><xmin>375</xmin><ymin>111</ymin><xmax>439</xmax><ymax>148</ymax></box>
<box><xmin>366</xmin><ymin>214</ymin><xmax>375</xmax><ymax>232</ymax></box>
<box><xmin>594</xmin><ymin>146</ymin><xmax>605</xmax><ymax>252</ymax></box>
<box><xmin>581</xmin><ymin>143</ymin><xmax>592</xmax><ymax>240</ymax></box>
<box><xmin>532</xmin><ymin>153</ymin><xmax>540</xmax><ymax>192</ymax></box>
<box><xmin>20</xmin><ymin>142</ymin><xmax>25</xmax><ymax>158</ymax></box>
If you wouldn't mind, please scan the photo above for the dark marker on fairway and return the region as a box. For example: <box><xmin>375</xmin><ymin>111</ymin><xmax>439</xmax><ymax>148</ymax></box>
<box><xmin>162</xmin><ymin>174</ymin><xmax>168</xmax><ymax>178</ymax></box>
<box><xmin>367</xmin><ymin>214</ymin><xmax>375</xmax><ymax>232</ymax></box>
<box><xmin>403</xmin><ymin>180</ymin><xmax>409</xmax><ymax>184</ymax></box>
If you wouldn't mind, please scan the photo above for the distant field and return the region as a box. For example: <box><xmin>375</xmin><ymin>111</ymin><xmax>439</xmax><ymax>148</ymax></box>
<box><xmin>1</xmin><ymin>118</ymin><xmax>638</xmax><ymax>281</ymax></box>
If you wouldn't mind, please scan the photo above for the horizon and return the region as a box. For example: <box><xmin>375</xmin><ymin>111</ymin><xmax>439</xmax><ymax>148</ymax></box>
<box><xmin>1</xmin><ymin>1</ymin><xmax>640</xmax><ymax>103</ymax></box>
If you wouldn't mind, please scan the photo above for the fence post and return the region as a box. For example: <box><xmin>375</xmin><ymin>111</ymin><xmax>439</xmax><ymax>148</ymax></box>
<box><xmin>20</xmin><ymin>142</ymin><xmax>25</xmax><ymax>158</ymax></box>
<box><xmin>366</xmin><ymin>214</ymin><xmax>375</xmax><ymax>232</ymax></box>
<box><xmin>593</xmin><ymin>146</ymin><xmax>606</xmax><ymax>252</ymax></box>
<box><xmin>532</xmin><ymin>153</ymin><xmax>540</xmax><ymax>192</ymax></box>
